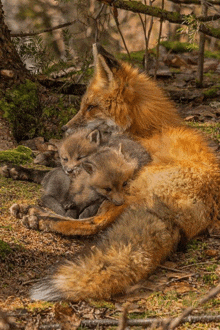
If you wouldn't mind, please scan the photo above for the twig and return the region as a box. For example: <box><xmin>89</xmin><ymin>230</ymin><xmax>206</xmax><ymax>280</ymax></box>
<box><xmin>117</xmin><ymin>303</ymin><xmax>129</xmax><ymax>330</ymax></box>
<box><xmin>197</xmin><ymin>0</ymin><xmax>208</xmax><ymax>87</ymax></box>
<box><xmin>111</xmin><ymin>4</ymin><xmax>131</xmax><ymax>59</ymax></box>
<box><xmin>81</xmin><ymin>315</ymin><xmax>220</xmax><ymax>327</ymax></box>
<box><xmin>22</xmin><ymin>278</ymin><xmax>41</xmax><ymax>285</ymax></box>
<box><xmin>5</xmin><ymin>315</ymin><xmax>220</xmax><ymax>330</ymax></box>
<box><xmin>158</xmin><ymin>273</ymin><xmax>196</xmax><ymax>289</ymax></box>
<box><xmin>159</xmin><ymin>265</ymin><xmax>188</xmax><ymax>273</ymax></box>
<box><xmin>11</xmin><ymin>20</ymin><xmax>77</xmax><ymax>38</ymax></box>
<box><xmin>167</xmin><ymin>285</ymin><xmax>220</xmax><ymax>329</ymax></box>
<box><xmin>93</xmin><ymin>3</ymin><xmax>105</xmax><ymax>42</ymax></box>
<box><xmin>154</xmin><ymin>0</ymin><xmax>164</xmax><ymax>79</ymax></box>
<box><xmin>209</xmin><ymin>234</ymin><xmax>220</xmax><ymax>239</ymax></box>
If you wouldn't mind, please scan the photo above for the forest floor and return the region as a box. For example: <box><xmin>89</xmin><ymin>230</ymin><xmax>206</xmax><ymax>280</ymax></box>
<box><xmin>0</xmin><ymin>48</ymin><xmax>220</xmax><ymax>329</ymax></box>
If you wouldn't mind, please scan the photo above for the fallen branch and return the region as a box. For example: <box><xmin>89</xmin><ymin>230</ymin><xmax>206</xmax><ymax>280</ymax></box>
<box><xmin>97</xmin><ymin>0</ymin><xmax>220</xmax><ymax>39</ymax></box>
<box><xmin>37</xmin><ymin>77</ymin><xmax>86</xmax><ymax>95</ymax></box>
<box><xmin>80</xmin><ymin>314</ymin><xmax>220</xmax><ymax>327</ymax></box>
<box><xmin>11</xmin><ymin>20</ymin><xmax>77</xmax><ymax>38</ymax></box>
<box><xmin>168</xmin><ymin>0</ymin><xmax>220</xmax><ymax>5</ymax></box>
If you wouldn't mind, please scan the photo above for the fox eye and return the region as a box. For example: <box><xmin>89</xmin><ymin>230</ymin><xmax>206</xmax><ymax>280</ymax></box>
<box><xmin>87</xmin><ymin>105</ymin><xmax>96</xmax><ymax>112</ymax></box>
<box><xmin>62</xmin><ymin>157</ymin><xmax>68</xmax><ymax>162</ymax></box>
<box><xmin>123</xmin><ymin>181</ymin><xmax>127</xmax><ymax>187</ymax></box>
<box><xmin>105</xmin><ymin>187</ymin><xmax>112</xmax><ymax>192</ymax></box>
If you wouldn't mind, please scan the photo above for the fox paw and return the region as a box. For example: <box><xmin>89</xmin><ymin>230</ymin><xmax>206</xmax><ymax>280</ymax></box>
<box><xmin>10</xmin><ymin>203</ymin><xmax>30</xmax><ymax>219</ymax></box>
<box><xmin>0</xmin><ymin>165</ymin><xmax>29</xmax><ymax>180</ymax></box>
<box><xmin>1</xmin><ymin>165</ymin><xmax>19</xmax><ymax>179</ymax></box>
<box><xmin>22</xmin><ymin>215</ymin><xmax>39</xmax><ymax>230</ymax></box>
<box><xmin>22</xmin><ymin>216</ymin><xmax>52</xmax><ymax>232</ymax></box>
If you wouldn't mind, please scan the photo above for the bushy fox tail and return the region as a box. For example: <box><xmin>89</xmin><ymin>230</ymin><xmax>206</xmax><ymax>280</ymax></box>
<box><xmin>31</xmin><ymin>204</ymin><xmax>180</xmax><ymax>302</ymax></box>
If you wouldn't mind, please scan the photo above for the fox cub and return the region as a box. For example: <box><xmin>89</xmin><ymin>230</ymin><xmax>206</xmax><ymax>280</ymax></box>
<box><xmin>41</xmin><ymin>146</ymin><xmax>138</xmax><ymax>219</ymax></box>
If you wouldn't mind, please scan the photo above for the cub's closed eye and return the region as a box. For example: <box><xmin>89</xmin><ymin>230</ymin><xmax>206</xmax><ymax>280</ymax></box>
<box><xmin>105</xmin><ymin>187</ymin><xmax>112</xmax><ymax>192</ymax></box>
<box><xmin>87</xmin><ymin>105</ymin><xmax>96</xmax><ymax>112</ymax></box>
<box><xmin>123</xmin><ymin>181</ymin><xmax>127</xmax><ymax>187</ymax></box>
<box><xmin>62</xmin><ymin>157</ymin><xmax>68</xmax><ymax>162</ymax></box>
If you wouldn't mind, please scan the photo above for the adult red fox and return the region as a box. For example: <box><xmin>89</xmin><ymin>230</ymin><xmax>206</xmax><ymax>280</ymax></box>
<box><xmin>10</xmin><ymin>44</ymin><xmax>220</xmax><ymax>302</ymax></box>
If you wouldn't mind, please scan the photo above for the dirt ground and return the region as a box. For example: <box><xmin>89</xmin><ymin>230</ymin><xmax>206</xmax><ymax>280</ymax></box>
<box><xmin>0</xmin><ymin>64</ymin><xmax>220</xmax><ymax>329</ymax></box>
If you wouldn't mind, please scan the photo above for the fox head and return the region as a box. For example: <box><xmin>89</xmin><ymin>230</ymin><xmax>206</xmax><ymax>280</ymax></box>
<box><xmin>81</xmin><ymin>146</ymin><xmax>138</xmax><ymax>206</ymax></box>
<box><xmin>58</xmin><ymin>129</ymin><xmax>101</xmax><ymax>175</ymax></box>
<box><xmin>63</xmin><ymin>43</ymin><xmax>181</xmax><ymax>138</ymax></box>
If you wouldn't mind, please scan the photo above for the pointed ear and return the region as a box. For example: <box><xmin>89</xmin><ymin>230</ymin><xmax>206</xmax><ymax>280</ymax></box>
<box><xmin>93</xmin><ymin>43</ymin><xmax>120</xmax><ymax>86</ymax></box>
<box><xmin>82</xmin><ymin>161</ymin><xmax>96</xmax><ymax>175</ymax></box>
<box><xmin>87</xmin><ymin>129</ymin><xmax>101</xmax><ymax>146</ymax></box>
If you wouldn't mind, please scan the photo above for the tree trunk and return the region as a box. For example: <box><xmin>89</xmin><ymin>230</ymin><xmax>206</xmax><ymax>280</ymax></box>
<box><xmin>0</xmin><ymin>0</ymin><xmax>31</xmax><ymax>89</ymax></box>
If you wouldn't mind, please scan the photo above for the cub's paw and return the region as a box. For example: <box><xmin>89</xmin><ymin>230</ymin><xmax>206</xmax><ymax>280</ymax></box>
<box><xmin>10</xmin><ymin>203</ymin><xmax>29</xmax><ymax>219</ymax></box>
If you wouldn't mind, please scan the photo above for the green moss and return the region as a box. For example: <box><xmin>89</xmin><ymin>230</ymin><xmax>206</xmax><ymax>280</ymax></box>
<box><xmin>0</xmin><ymin>79</ymin><xmax>41</xmax><ymax>141</ymax></box>
<box><xmin>203</xmin><ymin>87</ymin><xmax>219</xmax><ymax>98</ymax></box>
<box><xmin>203</xmin><ymin>273</ymin><xmax>219</xmax><ymax>285</ymax></box>
<box><xmin>116</xmin><ymin>50</ymin><xmax>145</xmax><ymax>67</ymax></box>
<box><xmin>89</xmin><ymin>300</ymin><xmax>115</xmax><ymax>309</ymax></box>
<box><xmin>160</xmin><ymin>41</ymin><xmax>198</xmax><ymax>53</ymax></box>
<box><xmin>0</xmin><ymin>146</ymin><xmax>33</xmax><ymax>165</ymax></box>
<box><xmin>0</xmin><ymin>240</ymin><xmax>12</xmax><ymax>260</ymax></box>
<box><xmin>204</xmin><ymin>50</ymin><xmax>220</xmax><ymax>60</ymax></box>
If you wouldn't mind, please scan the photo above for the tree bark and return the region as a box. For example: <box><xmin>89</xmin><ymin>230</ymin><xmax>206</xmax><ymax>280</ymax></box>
<box><xmin>0</xmin><ymin>0</ymin><xmax>31</xmax><ymax>89</ymax></box>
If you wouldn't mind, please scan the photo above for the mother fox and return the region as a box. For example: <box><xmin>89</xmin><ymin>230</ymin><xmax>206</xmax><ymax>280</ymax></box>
<box><xmin>13</xmin><ymin>44</ymin><xmax>220</xmax><ymax>302</ymax></box>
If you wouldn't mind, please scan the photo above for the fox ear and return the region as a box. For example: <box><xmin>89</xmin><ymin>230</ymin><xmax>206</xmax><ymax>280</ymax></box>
<box><xmin>87</xmin><ymin>129</ymin><xmax>101</xmax><ymax>145</ymax></box>
<box><xmin>93</xmin><ymin>43</ymin><xmax>120</xmax><ymax>85</ymax></box>
<box><xmin>117</xmin><ymin>143</ymin><xmax>138</xmax><ymax>170</ymax></box>
<box><xmin>82</xmin><ymin>161</ymin><xmax>96</xmax><ymax>175</ymax></box>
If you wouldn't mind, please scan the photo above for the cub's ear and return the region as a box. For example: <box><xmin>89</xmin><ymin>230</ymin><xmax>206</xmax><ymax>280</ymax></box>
<box><xmin>87</xmin><ymin>129</ymin><xmax>101</xmax><ymax>145</ymax></box>
<box><xmin>82</xmin><ymin>161</ymin><xmax>96</xmax><ymax>175</ymax></box>
<box><xmin>93</xmin><ymin>43</ymin><xmax>120</xmax><ymax>85</ymax></box>
<box><xmin>117</xmin><ymin>143</ymin><xmax>138</xmax><ymax>170</ymax></box>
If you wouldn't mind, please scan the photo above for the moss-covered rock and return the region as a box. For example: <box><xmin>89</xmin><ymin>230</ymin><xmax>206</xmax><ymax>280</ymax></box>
<box><xmin>0</xmin><ymin>145</ymin><xmax>33</xmax><ymax>165</ymax></box>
